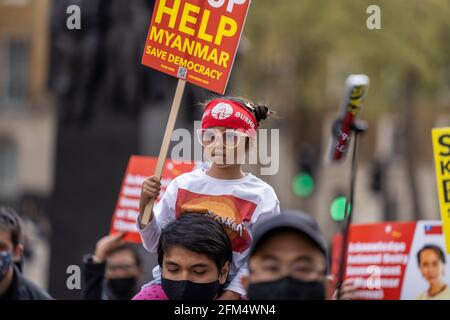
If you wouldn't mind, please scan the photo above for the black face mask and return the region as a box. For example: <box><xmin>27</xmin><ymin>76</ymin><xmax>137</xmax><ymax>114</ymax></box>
<box><xmin>161</xmin><ymin>277</ymin><xmax>221</xmax><ymax>300</ymax></box>
<box><xmin>247</xmin><ymin>276</ymin><xmax>325</xmax><ymax>300</ymax></box>
<box><xmin>107</xmin><ymin>277</ymin><xmax>137</xmax><ymax>300</ymax></box>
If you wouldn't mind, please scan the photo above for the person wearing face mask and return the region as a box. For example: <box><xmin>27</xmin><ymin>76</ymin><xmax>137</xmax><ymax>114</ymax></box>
<box><xmin>138</xmin><ymin>97</ymin><xmax>280</xmax><ymax>300</ymax></box>
<box><xmin>0</xmin><ymin>207</ymin><xmax>52</xmax><ymax>300</ymax></box>
<box><xmin>242</xmin><ymin>210</ymin><xmax>335</xmax><ymax>300</ymax></box>
<box><xmin>133</xmin><ymin>213</ymin><xmax>232</xmax><ymax>300</ymax></box>
<box><xmin>82</xmin><ymin>232</ymin><xmax>144</xmax><ymax>300</ymax></box>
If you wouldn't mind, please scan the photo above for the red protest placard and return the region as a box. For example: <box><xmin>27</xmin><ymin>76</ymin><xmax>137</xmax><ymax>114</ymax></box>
<box><xmin>141</xmin><ymin>0</ymin><xmax>251</xmax><ymax>94</ymax></box>
<box><xmin>331</xmin><ymin>221</ymin><xmax>450</xmax><ymax>300</ymax></box>
<box><xmin>110</xmin><ymin>156</ymin><xmax>196</xmax><ymax>243</ymax></box>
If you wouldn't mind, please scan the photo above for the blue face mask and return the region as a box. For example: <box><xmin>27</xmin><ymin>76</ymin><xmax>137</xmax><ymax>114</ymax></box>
<box><xmin>0</xmin><ymin>251</ymin><xmax>13</xmax><ymax>281</ymax></box>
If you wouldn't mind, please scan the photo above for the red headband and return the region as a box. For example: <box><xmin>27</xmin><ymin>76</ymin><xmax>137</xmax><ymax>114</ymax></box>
<box><xmin>201</xmin><ymin>100</ymin><xmax>258</xmax><ymax>137</ymax></box>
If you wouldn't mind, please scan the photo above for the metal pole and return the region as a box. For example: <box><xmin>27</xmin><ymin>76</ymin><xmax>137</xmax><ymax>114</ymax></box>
<box><xmin>336</xmin><ymin>130</ymin><xmax>360</xmax><ymax>299</ymax></box>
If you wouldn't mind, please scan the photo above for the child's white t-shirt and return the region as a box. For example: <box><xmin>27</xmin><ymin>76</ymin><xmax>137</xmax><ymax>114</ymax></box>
<box><xmin>138</xmin><ymin>168</ymin><xmax>280</xmax><ymax>295</ymax></box>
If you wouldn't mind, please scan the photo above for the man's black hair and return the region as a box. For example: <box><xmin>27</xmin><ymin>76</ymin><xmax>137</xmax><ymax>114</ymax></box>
<box><xmin>417</xmin><ymin>244</ymin><xmax>446</xmax><ymax>265</ymax></box>
<box><xmin>0</xmin><ymin>206</ymin><xmax>23</xmax><ymax>247</ymax></box>
<box><xmin>157</xmin><ymin>213</ymin><xmax>232</xmax><ymax>270</ymax></box>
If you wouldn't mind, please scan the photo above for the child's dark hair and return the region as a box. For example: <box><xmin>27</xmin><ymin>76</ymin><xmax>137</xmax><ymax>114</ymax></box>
<box><xmin>417</xmin><ymin>244</ymin><xmax>446</xmax><ymax>265</ymax></box>
<box><xmin>157</xmin><ymin>213</ymin><xmax>232</xmax><ymax>270</ymax></box>
<box><xmin>202</xmin><ymin>96</ymin><xmax>272</xmax><ymax>124</ymax></box>
<box><xmin>0</xmin><ymin>206</ymin><xmax>23</xmax><ymax>248</ymax></box>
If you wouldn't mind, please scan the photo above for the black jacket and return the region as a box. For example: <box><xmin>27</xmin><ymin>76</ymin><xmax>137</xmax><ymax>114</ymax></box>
<box><xmin>0</xmin><ymin>265</ymin><xmax>53</xmax><ymax>300</ymax></box>
<box><xmin>81</xmin><ymin>254</ymin><xmax>111</xmax><ymax>300</ymax></box>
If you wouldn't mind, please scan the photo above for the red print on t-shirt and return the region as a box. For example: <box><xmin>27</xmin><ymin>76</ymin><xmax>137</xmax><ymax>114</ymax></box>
<box><xmin>175</xmin><ymin>189</ymin><xmax>257</xmax><ymax>253</ymax></box>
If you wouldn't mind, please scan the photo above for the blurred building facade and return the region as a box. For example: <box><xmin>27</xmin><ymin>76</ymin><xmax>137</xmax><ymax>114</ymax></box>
<box><xmin>47</xmin><ymin>0</ymin><xmax>207</xmax><ymax>299</ymax></box>
<box><xmin>0</xmin><ymin>0</ymin><xmax>55</xmax><ymax>289</ymax></box>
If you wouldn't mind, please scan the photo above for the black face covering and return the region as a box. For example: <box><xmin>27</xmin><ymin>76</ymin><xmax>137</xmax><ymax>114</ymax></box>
<box><xmin>161</xmin><ymin>277</ymin><xmax>221</xmax><ymax>300</ymax></box>
<box><xmin>107</xmin><ymin>277</ymin><xmax>137</xmax><ymax>300</ymax></box>
<box><xmin>247</xmin><ymin>276</ymin><xmax>325</xmax><ymax>300</ymax></box>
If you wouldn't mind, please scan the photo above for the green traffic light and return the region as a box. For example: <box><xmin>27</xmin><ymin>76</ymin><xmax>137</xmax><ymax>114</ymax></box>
<box><xmin>292</xmin><ymin>173</ymin><xmax>314</xmax><ymax>197</ymax></box>
<box><xmin>330</xmin><ymin>196</ymin><xmax>351</xmax><ymax>222</ymax></box>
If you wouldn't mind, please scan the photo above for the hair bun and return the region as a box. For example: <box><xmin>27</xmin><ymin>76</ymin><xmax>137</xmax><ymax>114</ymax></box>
<box><xmin>254</xmin><ymin>104</ymin><xmax>270</xmax><ymax>122</ymax></box>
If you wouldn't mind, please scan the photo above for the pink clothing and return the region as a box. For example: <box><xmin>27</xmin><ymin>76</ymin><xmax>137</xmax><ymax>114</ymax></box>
<box><xmin>132</xmin><ymin>284</ymin><xmax>248</xmax><ymax>300</ymax></box>
<box><xmin>132</xmin><ymin>284</ymin><xmax>168</xmax><ymax>300</ymax></box>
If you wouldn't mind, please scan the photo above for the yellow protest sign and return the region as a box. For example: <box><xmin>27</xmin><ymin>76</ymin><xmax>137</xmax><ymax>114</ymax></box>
<box><xmin>432</xmin><ymin>127</ymin><xmax>450</xmax><ymax>253</ymax></box>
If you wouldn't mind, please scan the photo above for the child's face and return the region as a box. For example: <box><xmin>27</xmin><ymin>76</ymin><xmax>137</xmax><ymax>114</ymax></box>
<box><xmin>199</xmin><ymin>126</ymin><xmax>249</xmax><ymax>166</ymax></box>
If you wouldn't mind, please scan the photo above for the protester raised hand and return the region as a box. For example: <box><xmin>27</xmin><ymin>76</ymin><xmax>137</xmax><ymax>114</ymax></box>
<box><xmin>331</xmin><ymin>277</ymin><xmax>358</xmax><ymax>300</ymax></box>
<box><xmin>93</xmin><ymin>232</ymin><xmax>126</xmax><ymax>263</ymax></box>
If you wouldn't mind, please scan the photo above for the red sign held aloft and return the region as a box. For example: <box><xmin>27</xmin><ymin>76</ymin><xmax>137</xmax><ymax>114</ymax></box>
<box><xmin>110</xmin><ymin>156</ymin><xmax>195</xmax><ymax>243</ymax></box>
<box><xmin>142</xmin><ymin>0</ymin><xmax>251</xmax><ymax>94</ymax></box>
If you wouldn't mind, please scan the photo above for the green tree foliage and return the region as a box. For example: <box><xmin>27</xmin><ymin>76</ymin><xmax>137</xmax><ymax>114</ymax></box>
<box><xmin>237</xmin><ymin>0</ymin><xmax>450</xmax><ymax>116</ymax></box>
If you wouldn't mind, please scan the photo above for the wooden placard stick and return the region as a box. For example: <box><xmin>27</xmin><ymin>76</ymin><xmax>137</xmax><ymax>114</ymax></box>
<box><xmin>139</xmin><ymin>79</ymin><xmax>186</xmax><ymax>228</ymax></box>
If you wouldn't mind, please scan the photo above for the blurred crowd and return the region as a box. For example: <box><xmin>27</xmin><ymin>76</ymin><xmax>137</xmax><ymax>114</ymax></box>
<box><xmin>1</xmin><ymin>206</ymin><xmax>357</xmax><ymax>300</ymax></box>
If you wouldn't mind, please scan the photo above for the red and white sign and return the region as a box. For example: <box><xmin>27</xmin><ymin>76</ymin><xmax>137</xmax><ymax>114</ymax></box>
<box><xmin>141</xmin><ymin>0</ymin><xmax>251</xmax><ymax>94</ymax></box>
<box><xmin>332</xmin><ymin>221</ymin><xmax>450</xmax><ymax>300</ymax></box>
<box><xmin>109</xmin><ymin>156</ymin><xmax>195</xmax><ymax>243</ymax></box>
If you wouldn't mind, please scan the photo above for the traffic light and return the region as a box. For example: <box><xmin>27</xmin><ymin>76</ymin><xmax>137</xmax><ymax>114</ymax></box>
<box><xmin>330</xmin><ymin>196</ymin><xmax>351</xmax><ymax>222</ymax></box>
<box><xmin>370</xmin><ymin>159</ymin><xmax>383</xmax><ymax>193</ymax></box>
<box><xmin>292</xmin><ymin>173</ymin><xmax>314</xmax><ymax>197</ymax></box>
<box><xmin>292</xmin><ymin>143</ymin><xmax>316</xmax><ymax>198</ymax></box>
